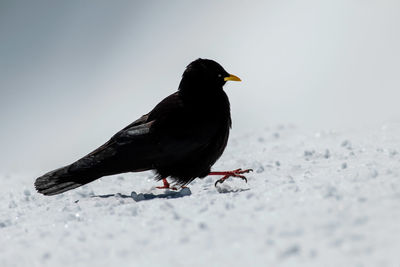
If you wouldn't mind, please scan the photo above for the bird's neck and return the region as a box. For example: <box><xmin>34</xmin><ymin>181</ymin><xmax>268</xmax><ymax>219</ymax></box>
<box><xmin>178</xmin><ymin>83</ymin><xmax>231</xmax><ymax>126</ymax></box>
<box><xmin>179</xmin><ymin>79</ymin><xmax>224</xmax><ymax>101</ymax></box>
<box><xmin>179</xmin><ymin>86</ymin><xmax>226</xmax><ymax>105</ymax></box>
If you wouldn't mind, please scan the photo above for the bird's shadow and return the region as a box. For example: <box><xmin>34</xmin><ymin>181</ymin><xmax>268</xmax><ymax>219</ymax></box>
<box><xmin>76</xmin><ymin>185</ymin><xmax>250</xmax><ymax>203</ymax></box>
<box><xmin>216</xmin><ymin>187</ymin><xmax>250</xmax><ymax>194</ymax></box>
<box><xmin>90</xmin><ymin>187</ymin><xmax>192</xmax><ymax>202</ymax></box>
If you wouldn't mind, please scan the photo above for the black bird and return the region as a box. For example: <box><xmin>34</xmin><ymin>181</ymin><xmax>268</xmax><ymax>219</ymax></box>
<box><xmin>35</xmin><ymin>58</ymin><xmax>252</xmax><ymax>196</ymax></box>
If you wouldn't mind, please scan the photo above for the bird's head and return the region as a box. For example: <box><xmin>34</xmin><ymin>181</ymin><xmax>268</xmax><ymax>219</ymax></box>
<box><xmin>179</xmin><ymin>58</ymin><xmax>241</xmax><ymax>93</ymax></box>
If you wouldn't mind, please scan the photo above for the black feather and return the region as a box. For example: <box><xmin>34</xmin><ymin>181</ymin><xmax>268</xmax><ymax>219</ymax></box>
<box><xmin>35</xmin><ymin>58</ymin><xmax>236</xmax><ymax>195</ymax></box>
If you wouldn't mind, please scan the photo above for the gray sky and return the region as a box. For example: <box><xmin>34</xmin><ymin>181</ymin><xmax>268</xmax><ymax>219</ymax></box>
<box><xmin>1</xmin><ymin>0</ymin><xmax>400</xmax><ymax>173</ymax></box>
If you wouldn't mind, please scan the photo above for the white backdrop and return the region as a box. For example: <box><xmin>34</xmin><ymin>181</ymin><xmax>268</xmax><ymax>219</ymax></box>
<box><xmin>1</xmin><ymin>0</ymin><xmax>399</xmax><ymax>172</ymax></box>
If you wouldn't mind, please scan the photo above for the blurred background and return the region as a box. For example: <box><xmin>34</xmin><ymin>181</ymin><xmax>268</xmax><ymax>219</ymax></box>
<box><xmin>0</xmin><ymin>0</ymin><xmax>399</xmax><ymax>173</ymax></box>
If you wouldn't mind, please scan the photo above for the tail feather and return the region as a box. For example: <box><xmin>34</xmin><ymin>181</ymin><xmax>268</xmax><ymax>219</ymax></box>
<box><xmin>34</xmin><ymin>165</ymin><xmax>99</xmax><ymax>196</ymax></box>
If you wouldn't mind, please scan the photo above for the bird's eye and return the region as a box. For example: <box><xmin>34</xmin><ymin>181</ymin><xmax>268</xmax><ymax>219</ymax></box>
<box><xmin>218</xmin><ymin>74</ymin><xmax>222</xmax><ymax>78</ymax></box>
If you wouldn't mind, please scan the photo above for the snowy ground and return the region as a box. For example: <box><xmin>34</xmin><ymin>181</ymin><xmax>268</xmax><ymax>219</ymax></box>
<box><xmin>1</xmin><ymin>124</ymin><xmax>400</xmax><ymax>267</ymax></box>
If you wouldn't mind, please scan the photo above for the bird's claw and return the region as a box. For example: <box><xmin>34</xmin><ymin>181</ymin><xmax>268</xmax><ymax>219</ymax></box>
<box><xmin>214</xmin><ymin>168</ymin><xmax>253</xmax><ymax>187</ymax></box>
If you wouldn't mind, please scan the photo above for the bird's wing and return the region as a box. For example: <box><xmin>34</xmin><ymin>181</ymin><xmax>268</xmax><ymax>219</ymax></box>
<box><xmin>68</xmin><ymin>92</ymin><xmax>183</xmax><ymax>174</ymax></box>
<box><xmin>71</xmin><ymin>92</ymin><xmax>217</xmax><ymax>176</ymax></box>
<box><xmin>120</xmin><ymin>113</ymin><xmax>150</xmax><ymax>131</ymax></box>
<box><xmin>68</xmin><ymin>120</ymin><xmax>156</xmax><ymax>175</ymax></box>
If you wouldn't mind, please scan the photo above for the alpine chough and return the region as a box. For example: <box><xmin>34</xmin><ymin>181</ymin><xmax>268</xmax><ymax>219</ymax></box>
<box><xmin>35</xmin><ymin>58</ymin><xmax>252</xmax><ymax>196</ymax></box>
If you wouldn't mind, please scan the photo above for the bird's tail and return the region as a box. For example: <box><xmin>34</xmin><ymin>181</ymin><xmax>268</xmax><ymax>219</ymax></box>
<box><xmin>34</xmin><ymin>165</ymin><xmax>100</xmax><ymax>196</ymax></box>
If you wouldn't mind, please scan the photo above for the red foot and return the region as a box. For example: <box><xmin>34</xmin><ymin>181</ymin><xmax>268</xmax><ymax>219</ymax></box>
<box><xmin>156</xmin><ymin>178</ymin><xmax>178</xmax><ymax>190</ymax></box>
<box><xmin>209</xmin><ymin>168</ymin><xmax>253</xmax><ymax>186</ymax></box>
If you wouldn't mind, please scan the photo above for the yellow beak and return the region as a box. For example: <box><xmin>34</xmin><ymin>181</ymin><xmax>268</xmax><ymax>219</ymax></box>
<box><xmin>224</xmin><ymin>74</ymin><xmax>241</xmax><ymax>82</ymax></box>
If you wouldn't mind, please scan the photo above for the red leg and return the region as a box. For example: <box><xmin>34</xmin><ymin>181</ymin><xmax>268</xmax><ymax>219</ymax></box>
<box><xmin>156</xmin><ymin>178</ymin><xmax>184</xmax><ymax>190</ymax></box>
<box><xmin>209</xmin><ymin>168</ymin><xmax>253</xmax><ymax>186</ymax></box>
<box><xmin>156</xmin><ymin>178</ymin><xmax>178</xmax><ymax>190</ymax></box>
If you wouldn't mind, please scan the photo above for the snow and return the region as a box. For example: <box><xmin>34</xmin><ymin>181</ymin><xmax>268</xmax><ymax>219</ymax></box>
<box><xmin>1</xmin><ymin>124</ymin><xmax>400</xmax><ymax>267</ymax></box>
